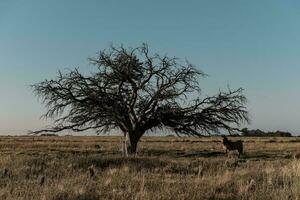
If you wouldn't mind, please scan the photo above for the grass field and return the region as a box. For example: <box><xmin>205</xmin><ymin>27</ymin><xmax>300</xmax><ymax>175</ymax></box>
<box><xmin>0</xmin><ymin>136</ymin><xmax>300</xmax><ymax>200</ymax></box>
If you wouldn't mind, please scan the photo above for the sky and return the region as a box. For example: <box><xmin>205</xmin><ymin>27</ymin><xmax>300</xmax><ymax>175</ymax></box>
<box><xmin>0</xmin><ymin>0</ymin><xmax>300</xmax><ymax>135</ymax></box>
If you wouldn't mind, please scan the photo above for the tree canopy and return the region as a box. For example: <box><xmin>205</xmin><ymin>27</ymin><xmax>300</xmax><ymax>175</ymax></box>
<box><xmin>32</xmin><ymin>44</ymin><xmax>249</xmax><ymax>153</ymax></box>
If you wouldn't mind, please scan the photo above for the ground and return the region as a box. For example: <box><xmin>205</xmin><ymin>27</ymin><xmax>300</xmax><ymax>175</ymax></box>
<box><xmin>0</xmin><ymin>135</ymin><xmax>300</xmax><ymax>200</ymax></box>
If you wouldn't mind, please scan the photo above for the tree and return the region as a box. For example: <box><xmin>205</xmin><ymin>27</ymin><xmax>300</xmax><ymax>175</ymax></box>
<box><xmin>32</xmin><ymin>44</ymin><xmax>249</xmax><ymax>154</ymax></box>
<box><xmin>240</xmin><ymin>128</ymin><xmax>292</xmax><ymax>137</ymax></box>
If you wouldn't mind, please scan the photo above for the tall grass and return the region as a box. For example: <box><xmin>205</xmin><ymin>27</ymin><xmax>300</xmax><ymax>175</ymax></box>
<box><xmin>0</xmin><ymin>136</ymin><xmax>299</xmax><ymax>199</ymax></box>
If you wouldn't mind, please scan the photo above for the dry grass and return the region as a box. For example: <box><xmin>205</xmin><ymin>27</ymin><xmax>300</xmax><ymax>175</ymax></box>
<box><xmin>0</xmin><ymin>135</ymin><xmax>300</xmax><ymax>199</ymax></box>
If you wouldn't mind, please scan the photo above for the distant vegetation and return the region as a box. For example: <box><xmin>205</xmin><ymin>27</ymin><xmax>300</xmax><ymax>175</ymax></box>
<box><xmin>241</xmin><ymin>128</ymin><xmax>292</xmax><ymax>137</ymax></box>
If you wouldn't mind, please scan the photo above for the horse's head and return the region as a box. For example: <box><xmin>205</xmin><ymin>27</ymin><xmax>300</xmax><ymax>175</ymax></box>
<box><xmin>222</xmin><ymin>135</ymin><xmax>228</xmax><ymax>143</ymax></box>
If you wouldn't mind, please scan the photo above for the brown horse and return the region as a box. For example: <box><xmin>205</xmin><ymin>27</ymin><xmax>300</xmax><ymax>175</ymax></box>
<box><xmin>222</xmin><ymin>136</ymin><xmax>243</xmax><ymax>156</ymax></box>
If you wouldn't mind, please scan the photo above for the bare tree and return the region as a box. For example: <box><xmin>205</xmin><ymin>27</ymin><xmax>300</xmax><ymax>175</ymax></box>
<box><xmin>32</xmin><ymin>44</ymin><xmax>249</xmax><ymax>154</ymax></box>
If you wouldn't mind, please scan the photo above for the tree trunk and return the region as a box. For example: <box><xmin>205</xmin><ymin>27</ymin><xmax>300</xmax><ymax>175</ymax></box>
<box><xmin>128</xmin><ymin>138</ymin><xmax>138</xmax><ymax>154</ymax></box>
<box><xmin>127</xmin><ymin>131</ymin><xmax>143</xmax><ymax>155</ymax></box>
<box><xmin>121</xmin><ymin>132</ymin><xmax>129</xmax><ymax>157</ymax></box>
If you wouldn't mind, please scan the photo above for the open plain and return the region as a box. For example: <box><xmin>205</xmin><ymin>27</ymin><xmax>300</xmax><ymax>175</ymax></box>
<box><xmin>0</xmin><ymin>136</ymin><xmax>300</xmax><ymax>200</ymax></box>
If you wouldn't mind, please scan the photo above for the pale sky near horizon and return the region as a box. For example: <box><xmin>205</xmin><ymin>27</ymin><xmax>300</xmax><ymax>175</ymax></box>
<box><xmin>0</xmin><ymin>0</ymin><xmax>300</xmax><ymax>135</ymax></box>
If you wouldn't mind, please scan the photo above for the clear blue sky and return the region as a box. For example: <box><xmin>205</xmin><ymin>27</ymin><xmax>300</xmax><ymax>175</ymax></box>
<box><xmin>0</xmin><ymin>0</ymin><xmax>300</xmax><ymax>135</ymax></box>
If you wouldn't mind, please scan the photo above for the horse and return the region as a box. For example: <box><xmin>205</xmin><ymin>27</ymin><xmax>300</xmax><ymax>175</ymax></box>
<box><xmin>222</xmin><ymin>135</ymin><xmax>243</xmax><ymax>156</ymax></box>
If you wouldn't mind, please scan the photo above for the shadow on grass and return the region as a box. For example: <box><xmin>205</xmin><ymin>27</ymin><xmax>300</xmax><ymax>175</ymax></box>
<box><xmin>75</xmin><ymin>156</ymin><xmax>169</xmax><ymax>171</ymax></box>
<box><xmin>179</xmin><ymin>151</ymin><xmax>224</xmax><ymax>158</ymax></box>
<box><xmin>140</xmin><ymin>149</ymin><xmax>224</xmax><ymax>158</ymax></box>
<box><xmin>142</xmin><ymin>149</ymin><xmax>292</xmax><ymax>161</ymax></box>
<box><xmin>242</xmin><ymin>151</ymin><xmax>291</xmax><ymax>161</ymax></box>
<box><xmin>71</xmin><ymin>149</ymin><xmax>231</xmax><ymax>175</ymax></box>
